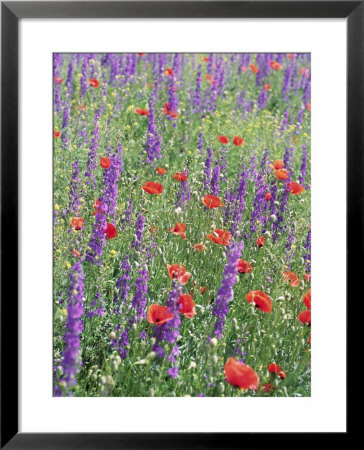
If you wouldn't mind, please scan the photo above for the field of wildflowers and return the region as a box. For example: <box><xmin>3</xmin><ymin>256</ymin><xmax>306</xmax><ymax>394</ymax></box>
<box><xmin>53</xmin><ymin>53</ymin><xmax>311</xmax><ymax>397</ymax></box>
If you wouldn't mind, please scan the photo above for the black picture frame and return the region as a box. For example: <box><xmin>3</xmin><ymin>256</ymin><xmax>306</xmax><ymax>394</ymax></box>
<box><xmin>1</xmin><ymin>1</ymin><xmax>357</xmax><ymax>448</ymax></box>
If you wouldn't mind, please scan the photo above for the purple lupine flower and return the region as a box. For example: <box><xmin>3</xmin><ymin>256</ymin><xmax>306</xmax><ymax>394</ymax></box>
<box><xmin>61</xmin><ymin>103</ymin><xmax>71</xmax><ymax>148</ymax></box>
<box><xmin>197</xmin><ymin>129</ymin><xmax>204</xmax><ymax>158</ymax></box>
<box><xmin>53</xmin><ymin>53</ymin><xmax>62</xmax><ymax>113</ymax></box>
<box><xmin>131</xmin><ymin>213</ymin><xmax>145</xmax><ymax>253</ymax></box>
<box><xmin>131</xmin><ymin>264</ymin><xmax>149</xmax><ymax>322</ymax></box>
<box><xmin>193</xmin><ymin>65</ymin><xmax>202</xmax><ymax>113</ymax></box>
<box><xmin>260</xmin><ymin>148</ymin><xmax>269</xmax><ymax>172</ymax></box>
<box><xmin>120</xmin><ymin>199</ymin><xmax>134</xmax><ymax>231</ymax></box>
<box><xmin>210</xmin><ymin>161</ymin><xmax>221</xmax><ymax>196</ymax></box>
<box><xmin>273</xmin><ymin>179</ymin><xmax>291</xmax><ymax>241</ymax></box>
<box><xmin>203</xmin><ymin>148</ymin><xmax>213</xmax><ymax>189</ymax></box>
<box><xmin>257</xmin><ymin>89</ymin><xmax>267</xmax><ymax>109</ymax></box>
<box><xmin>116</xmin><ymin>254</ymin><xmax>131</xmax><ymax>306</ymax></box>
<box><xmin>285</xmin><ymin>222</ymin><xmax>296</xmax><ymax>268</ymax></box>
<box><xmin>175</xmin><ymin>173</ymin><xmax>191</xmax><ymax>209</ymax></box>
<box><xmin>212</xmin><ymin>240</ymin><xmax>243</xmax><ymax>338</ymax></box>
<box><xmin>65</xmin><ymin>160</ymin><xmax>80</xmax><ymax>216</ymax></box>
<box><xmin>299</xmin><ymin>143</ymin><xmax>309</xmax><ymax>186</ymax></box>
<box><xmin>303</xmin><ymin>227</ymin><xmax>311</xmax><ymax>274</ymax></box>
<box><xmin>85</xmin><ymin>108</ymin><xmax>103</xmax><ymax>188</ymax></box>
<box><xmin>282</xmin><ymin>66</ymin><xmax>292</xmax><ymax>101</ymax></box>
<box><xmin>283</xmin><ymin>146</ymin><xmax>294</xmax><ymax>174</ymax></box>
<box><xmin>58</xmin><ymin>261</ymin><xmax>84</xmax><ymax>394</ymax></box>
<box><xmin>230</xmin><ymin>166</ymin><xmax>247</xmax><ymax>236</ymax></box>
<box><xmin>250</xmin><ymin>174</ymin><xmax>267</xmax><ymax>232</ymax></box>
<box><xmin>65</xmin><ymin>58</ymin><xmax>74</xmax><ymax>94</ymax></box>
<box><xmin>295</xmin><ymin>108</ymin><xmax>304</xmax><ymax>135</ymax></box>
<box><xmin>85</xmin><ymin>213</ymin><xmax>106</xmax><ymax>266</ymax></box>
<box><xmin>167</xmin><ymin>73</ymin><xmax>178</xmax><ymax>124</ymax></box>
<box><xmin>87</xmin><ymin>291</ymin><xmax>106</xmax><ymax>318</ymax></box>
<box><xmin>145</xmin><ymin>86</ymin><xmax>162</xmax><ymax>163</ymax></box>
<box><xmin>280</xmin><ymin>109</ymin><xmax>289</xmax><ymax>133</ymax></box>
<box><xmin>218</xmin><ymin>146</ymin><xmax>228</xmax><ymax>182</ymax></box>
<box><xmin>153</xmin><ymin>281</ymin><xmax>182</xmax><ymax>377</ymax></box>
<box><xmin>99</xmin><ymin>152</ymin><xmax>123</xmax><ymax>219</ymax></box>
<box><xmin>80</xmin><ymin>57</ymin><xmax>89</xmax><ymax>98</ymax></box>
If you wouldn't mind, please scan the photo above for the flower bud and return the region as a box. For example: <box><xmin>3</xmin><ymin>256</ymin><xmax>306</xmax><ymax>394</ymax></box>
<box><xmin>217</xmin><ymin>382</ymin><xmax>225</xmax><ymax>394</ymax></box>
<box><xmin>189</xmin><ymin>361</ymin><xmax>197</xmax><ymax>369</ymax></box>
<box><xmin>147</xmin><ymin>351</ymin><xmax>156</xmax><ymax>361</ymax></box>
<box><xmin>210</xmin><ymin>338</ymin><xmax>218</xmax><ymax>348</ymax></box>
<box><xmin>109</xmin><ymin>331</ymin><xmax>116</xmax><ymax>340</ymax></box>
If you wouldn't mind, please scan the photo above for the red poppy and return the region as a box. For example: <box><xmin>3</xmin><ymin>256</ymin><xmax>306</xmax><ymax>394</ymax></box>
<box><xmin>261</xmin><ymin>383</ymin><xmax>274</xmax><ymax>393</ymax></box>
<box><xmin>163</xmin><ymin>102</ymin><xmax>178</xmax><ymax>118</ymax></box>
<box><xmin>224</xmin><ymin>357</ymin><xmax>259</xmax><ymax>390</ymax></box>
<box><xmin>265</xmin><ymin>193</ymin><xmax>272</xmax><ymax>201</ymax></box>
<box><xmin>142</xmin><ymin>181</ymin><xmax>163</xmax><ymax>195</ymax></box>
<box><xmin>206</xmin><ymin>229</ymin><xmax>232</xmax><ymax>246</ymax></box>
<box><xmin>303</xmin><ymin>288</ymin><xmax>311</xmax><ymax>309</ymax></box>
<box><xmin>150</xmin><ymin>226</ymin><xmax>158</xmax><ymax>234</ymax></box>
<box><xmin>289</xmin><ymin>182</ymin><xmax>305</xmax><ymax>195</ymax></box>
<box><xmin>88</xmin><ymin>78</ymin><xmax>100</xmax><ymax>88</ymax></box>
<box><xmin>167</xmin><ymin>264</ymin><xmax>191</xmax><ymax>285</ymax></box>
<box><xmin>298</xmin><ymin>309</ymin><xmax>311</xmax><ymax>325</ymax></box>
<box><xmin>237</xmin><ymin>259</ymin><xmax>253</xmax><ymax>274</ymax></box>
<box><xmin>75</xmin><ymin>103</ymin><xmax>87</xmax><ymax>111</ymax></box>
<box><xmin>54</xmin><ymin>76</ymin><xmax>63</xmax><ymax>85</ymax></box>
<box><xmin>245</xmin><ymin>290</ymin><xmax>272</xmax><ymax>313</ymax></box>
<box><xmin>306</xmin><ymin>103</ymin><xmax>311</xmax><ymax>112</ymax></box>
<box><xmin>270</xmin><ymin>61</ymin><xmax>283</xmax><ymax>70</ymax></box>
<box><xmin>70</xmin><ymin>217</ymin><xmax>84</xmax><ymax>230</ymax></box>
<box><xmin>256</xmin><ymin>236</ymin><xmax>265</xmax><ymax>248</ymax></box>
<box><xmin>168</xmin><ymin>223</ymin><xmax>187</xmax><ymax>240</ymax></box>
<box><xmin>307</xmin><ymin>334</ymin><xmax>311</xmax><ymax>344</ymax></box>
<box><xmin>304</xmin><ymin>273</ymin><xmax>311</xmax><ymax>282</ymax></box>
<box><xmin>287</xmin><ymin>53</ymin><xmax>293</xmax><ymax>60</ymax></box>
<box><xmin>199</xmin><ymin>286</ymin><xmax>208</xmax><ymax>295</ymax></box>
<box><xmin>178</xmin><ymin>294</ymin><xmax>197</xmax><ymax>318</ymax></box>
<box><xmin>249</xmin><ymin>64</ymin><xmax>259</xmax><ymax>74</ymax></box>
<box><xmin>53</xmin><ymin>130</ymin><xmax>61</xmax><ymax>138</ymax></box>
<box><xmin>137</xmin><ymin>53</ymin><xmax>145</xmax><ymax>56</ymax></box>
<box><xmin>299</xmin><ymin>67</ymin><xmax>308</xmax><ymax>77</ymax></box>
<box><xmin>173</xmin><ymin>172</ymin><xmax>188</xmax><ymax>182</ymax></box>
<box><xmin>100</xmin><ymin>157</ymin><xmax>111</xmax><ymax>169</ymax></box>
<box><xmin>205</xmin><ymin>74</ymin><xmax>214</xmax><ymax>86</ymax></box>
<box><xmin>218</xmin><ymin>135</ymin><xmax>229</xmax><ymax>144</ymax></box>
<box><xmin>241</xmin><ymin>65</ymin><xmax>247</xmax><ymax>72</ymax></box>
<box><xmin>202</xmin><ymin>57</ymin><xmax>209</xmax><ymax>62</ymax></box>
<box><xmin>164</xmin><ymin>68</ymin><xmax>173</xmax><ymax>76</ymax></box>
<box><xmin>283</xmin><ymin>271</ymin><xmax>300</xmax><ymax>287</ymax></box>
<box><xmin>267</xmin><ymin>363</ymin><xmax>281</xmax><ymax>374</ymax></box>
<box><xmin>202</xmin><ymin>195</ymin><xmax>224</xmax><ymax>209</ymax></box>
<box><xmin>233</xmin><ymin>136</ymin><xmax>244</xmax><ymax>146</ymax></box>
<box><xmin>268</xmin><ymin>364</ymin><xmax>287</xmax><ymax>378</ymax></box>
<box><xmin>273</xmin><ymin>160</ymin><xmax>285</xmax><ymax>170</ymax></box>
<box><xmin>104</xmin><ymin>222</ymin><xmax>117</xmax><ymax>239</ymax></box>
<box><xmin>147</xmin><ymin>304</ymin><xmax>174</xmax><ymax>325</ymax></box>
<box><xmin>93</xmin><ymin>199</ymin><xmax>102</xmax><ymax>215</ymax></box>
<box><xmin>193</xmin><ymin>243</ymin><xmax>206</xmax><ymax>252</ymax></box>
<box><xmin>72</xmin><ymin>249</ymin><xmax>81</xmax><ymax>258</ymax></box>
<box><xmin>264</xmin><ymin>83</ymin><xmax>271</xmax><ymax>91</ymax></box>
<box><xmin>274</xmin><ymin>169</ymin><xmax>289</xmax><ymax>180</ymax></box>
<box><xmin>135</xmin><ymin>107</ymin><xmax>149</xmax><ymax>116</ymax></box>
<box><xmin>156</xmin><ymin>167</ymin><xmax>167</xmax><ymax>175</ymax></box>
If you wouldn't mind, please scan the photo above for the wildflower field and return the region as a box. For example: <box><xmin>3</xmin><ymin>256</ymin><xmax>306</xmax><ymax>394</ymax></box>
<box><xmin>53</xmin><ymin>53</ymin><xmax>311</xmax><ymax>397</ymax></box>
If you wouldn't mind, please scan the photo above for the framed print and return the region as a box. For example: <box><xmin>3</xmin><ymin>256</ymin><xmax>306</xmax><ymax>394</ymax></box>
<box><xmin>1</xmin><ymin>1</ymin><xmax>358</xmax><ymax>448</ymax></box>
